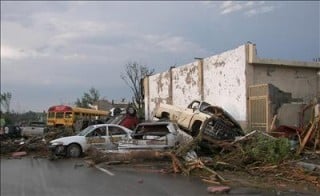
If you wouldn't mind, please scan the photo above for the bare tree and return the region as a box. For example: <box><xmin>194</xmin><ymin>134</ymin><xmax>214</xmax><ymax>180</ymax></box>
<box><xmin>121</xmin><ymin>62</ymin><xmax>154</xmax><ymax>116</ymax></box>
<box><xmin>0</xmin><ymin>92</ymin><xmax>12</xmax><ymax>113</ymax></box>
<box><xmin>75</xmin><ymin>87</ymin><xmax>100</xmax><ymax>108</ymax></box>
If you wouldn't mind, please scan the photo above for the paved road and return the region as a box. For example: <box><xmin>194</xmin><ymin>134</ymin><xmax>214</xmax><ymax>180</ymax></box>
<box><xmin>1</xmin><ymin>157</ymin><xmax>208</xmax><ymax>196</ymax></box>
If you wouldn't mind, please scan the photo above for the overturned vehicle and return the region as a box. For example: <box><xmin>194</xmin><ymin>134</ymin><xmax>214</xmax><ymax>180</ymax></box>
<box><xmin>154</xmin><ymin>100</ymin><xmax>244</xmax><ymax>140</ymax></box>
<box><xmin>118</xmin><ymin>121</ymin><xmax>193</xmax><ymax>150</ymax></box>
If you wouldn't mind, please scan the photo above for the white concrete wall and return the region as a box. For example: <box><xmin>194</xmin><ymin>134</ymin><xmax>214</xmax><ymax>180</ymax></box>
<box><xmin>172</xmin><ymin>62</ymin><xmax>201</xmax><ymax>106</ymax></box>
<box><xmin>145</xmin><ymin>45</ymin><xmax>247</xmax><ymax>122</ymax></box>
<box><xmin>147</xmin><ymin>71</ymin><xmax>171</xmax><ymax>118</ymax></box>
<box><xmin>144</xmin><ymin>43</ymin><xmax>319</xmax><ymax>130</ymax></box>
<box><xmin>202</xmin><ymin>45</ymin><xmax>247</xmax><ymax>121</ymax></box>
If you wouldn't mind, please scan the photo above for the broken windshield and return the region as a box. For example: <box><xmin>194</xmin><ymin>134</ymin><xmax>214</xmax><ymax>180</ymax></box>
<box><xmin>77</xmin><ymin>125</ymin><xmax>94</xmax><ymax>136</ymax></box>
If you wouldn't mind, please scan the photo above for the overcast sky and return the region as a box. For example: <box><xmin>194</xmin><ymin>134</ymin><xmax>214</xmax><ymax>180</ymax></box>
<box><xmin>1</xmin><ymin>1</ymin><xmax>319</xmax><ymax>113</ymax></box>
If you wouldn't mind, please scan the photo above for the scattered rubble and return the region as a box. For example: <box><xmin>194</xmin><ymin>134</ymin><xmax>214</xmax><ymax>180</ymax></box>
<box><xmin>1</xmin><ymin>100</ymin><xmax>319</xmax><ymax>193</ymax></box>
<box><xmin>0</xmin><ymin>127</ymin><xmax>74</xmax><ymax>157</ymax></box>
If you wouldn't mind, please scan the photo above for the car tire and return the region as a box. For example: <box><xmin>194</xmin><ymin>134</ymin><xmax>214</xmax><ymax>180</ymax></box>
<box><xmin>159</xmin><ymin>113</ymin><xmax>169</xmax><ymax>122</ymax></box>
<box><xmin>67</xmin><ymin>144</ymin><xmax>81</xmax><ymax>158</ymax></box>
<box><xmin>191</xmin><ymin>122</ymin><xmax>202</xmax><ymax>137</ymax></box>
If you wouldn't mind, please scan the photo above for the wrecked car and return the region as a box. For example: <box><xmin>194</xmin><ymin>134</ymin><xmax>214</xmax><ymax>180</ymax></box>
<box><xmin>106</xmin><ymin>106</ymin><xmax>139</xmax><ymax>130</ymax></box>
<box><xmin>118</xmin><ymin>121</ymin><xmax>193</xmax><ymax>150</ymax></box>
<box><xmin>48</xmin><ymin>124</ymin><xmax>132</xmax><ymax>158</ymax></box>
<box><xmin>154</xmin><ymin>100</ymin><xmax>244</xmax><ymax>140</ymax></box>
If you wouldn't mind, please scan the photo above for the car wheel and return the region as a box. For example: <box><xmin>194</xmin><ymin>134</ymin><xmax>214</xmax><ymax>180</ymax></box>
<box><xmin>67</xmin><ymin>144</ymin><xmax>81</xmax><ymax>158</ymax></box>
<box><xmin>159</xmin><ymin>113</ymin><xmax>169</xmax><ymax>122</ymax></box>
<box><xmin>191</xmin><ymin>122</ymin><xmax>202</xmax><ymax>137</ymax></box>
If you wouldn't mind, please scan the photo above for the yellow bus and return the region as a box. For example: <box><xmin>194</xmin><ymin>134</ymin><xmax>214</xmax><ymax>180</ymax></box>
<box><xmin>47</xmin><ymin>105</ymin><xmax>109</xmax><ymax>128</ymax></box>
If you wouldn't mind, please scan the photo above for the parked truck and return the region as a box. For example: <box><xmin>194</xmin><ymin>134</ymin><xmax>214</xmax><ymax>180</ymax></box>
<box><xmin>21</xmin><ymin>121</ymin><xmax>47</xmax><ymax>137</ymax></box>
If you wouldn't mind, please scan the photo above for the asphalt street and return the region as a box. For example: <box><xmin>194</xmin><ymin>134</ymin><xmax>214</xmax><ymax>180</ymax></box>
<box><xmin>1</xmin><ymin>157</ymin><xmax>208</xmax><ymax>196</ymax></box>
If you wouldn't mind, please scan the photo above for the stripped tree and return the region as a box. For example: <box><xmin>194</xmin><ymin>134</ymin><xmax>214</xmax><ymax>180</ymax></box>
<box><xmin>121</xmin><ymin>62</ymin><xmax>154</xmax><ymax>118</ymax></box>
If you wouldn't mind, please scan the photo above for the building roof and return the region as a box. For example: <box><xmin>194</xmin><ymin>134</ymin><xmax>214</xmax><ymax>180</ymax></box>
<box><xmin>247</xmin><ymin>44</ymin><xmax>320</xmax><ymax>69</ymax></box>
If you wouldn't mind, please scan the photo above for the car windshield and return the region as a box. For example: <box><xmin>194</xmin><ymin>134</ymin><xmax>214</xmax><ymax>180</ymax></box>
<box><xmin>77</xmin><ymin>125</ymin><xmax>95</xmax><ymax>136</ymax></box>
<box><xmin>199</xmin><ymin>101</ymin><xmax>211</xmax><ymax>112</ymax></box>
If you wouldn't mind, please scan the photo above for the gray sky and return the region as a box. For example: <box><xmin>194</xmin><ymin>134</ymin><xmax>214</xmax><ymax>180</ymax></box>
<box><xmin>1</xmin><ymin>1</ymin><xmax>319</xmax><ymax>113</ymax></box>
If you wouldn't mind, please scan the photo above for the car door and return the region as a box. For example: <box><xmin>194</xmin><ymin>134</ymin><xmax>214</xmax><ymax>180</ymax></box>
<box><xmin>85</xmin><ymin>125</ymin><xmax>108</xmax><ymax>149</ymax></box>
<box><xmin>106</xmin><ymin>125</ymin><xmax>129</xmax><ymax>149</ymax></box>
<box><xmin>177</xmin><ymin>101</ymin><xmax>200</xmax><ymax>130</ymax></box>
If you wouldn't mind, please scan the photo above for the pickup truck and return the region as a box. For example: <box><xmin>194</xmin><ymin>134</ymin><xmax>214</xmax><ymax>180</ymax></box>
<box><xmin>154</xmin><ymin>100</ymin><xmax>244</xmax><ymax>140</ymax></box>
<box><xmin>21</xmin><ymin>121</ymin><xmax>47</xmax><ymax>137</ymax></box>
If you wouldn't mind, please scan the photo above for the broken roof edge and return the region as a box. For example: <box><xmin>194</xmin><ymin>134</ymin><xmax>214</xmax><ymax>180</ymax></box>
<box><xmin>247</xmin><ymin>43</ymin><xmax>320</xmax><ymax>69</ymax></box>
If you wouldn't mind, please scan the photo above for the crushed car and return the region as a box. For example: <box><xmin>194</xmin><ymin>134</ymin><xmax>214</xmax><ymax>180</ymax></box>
<box><xmin>154</xmin><ymin>100</ymin><xmax>244</xmax><ymax>140</ymax></box>
<box><xmin>118</xmin><ymin>121</ymin><xmax>193</xmax><ymax>150</ymax></box>
<box><xmin>48</xmin><ymin>124</ymin><xmax>132</xmax><ymax>158</ymax></box>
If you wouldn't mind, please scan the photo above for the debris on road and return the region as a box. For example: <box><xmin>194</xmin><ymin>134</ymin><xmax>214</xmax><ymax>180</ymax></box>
<box><xmin>207</xmin><ymin>186</ymin><xmax>231</xmax><ymax>194</ymax></box>
<box><xmin>1</xmin><ymin>99</ymin><xmax>319</xmax><ymax>192</ymax></box>
<box><xmin>11</xmin><ymin>151</ymin><xmax>27</xmax><ymax>158</ymax></box>
<box><xmin>0</xmin><ymin>127</ymin><xmax>75</xmax><ymax>157</ymax></box>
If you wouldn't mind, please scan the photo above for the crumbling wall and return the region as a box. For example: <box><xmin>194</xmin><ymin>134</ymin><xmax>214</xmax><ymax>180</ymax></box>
<box><xmin>202</xmin><ymin>46</ymin><xmax>247</xmax><ymax>121</ymax></box>
<box><xmin>147</xmin><ymin>72</ymin><xmax>171</xmax><ymax>118</ymax></box>
<box><xmin>252</xmin><ymin>66</ymin><xmax>319</xmax><ymax>102</ymax></box>
<box><xmin>145</xmin><ymin>45</ymin><xmax>247</xmax><ymax>123</ymax></box>
<box><xmin>172</xmin><ymin>62</ymin><xmax>201</xmax><ymax>106</ymax></box>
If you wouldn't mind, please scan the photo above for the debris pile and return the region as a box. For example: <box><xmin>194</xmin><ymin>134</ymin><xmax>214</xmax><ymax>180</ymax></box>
<box><xmin>83</xmin><ymin>103</ymin><xmax>320</xmax><ymax>191</ymax></box>
<box><xmin>269</xmin><ymin>101</ymin><xmax>320</xmax><ymax>155</ymax></box>
<box><xmin>214</xmin><ymin>130</ymin><xmax>292</xmax><ymax>169</ymax></box>
<box><xmin>43</xmin><ymin>127</ymin><xmax>74</xmax><ymax>141</ymax></box>
<box><xmin>0</xmin><ymin>127</ymin><xmax>74</xmax><ymax>157</ymax></box>
<box><xmin>296</xmin><ymin>112</ymin><xmax>320</xmax><ymax>155</ymax></box>
<box><xmin>0</xmin><ymin>136</ymin><xmax>47</xmax><ymax>157</ymax></box>
<box><xmin>1</xmin><ymin>99</ymin><xmax>319</xmax><ymax>192</ymax></box>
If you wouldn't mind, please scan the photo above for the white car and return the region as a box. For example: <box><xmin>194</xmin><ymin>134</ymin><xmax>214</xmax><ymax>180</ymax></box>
<box><xmin>48</xmin><ymin>124</ymin><xmax>132</xmax><ymax>157</ymax></box>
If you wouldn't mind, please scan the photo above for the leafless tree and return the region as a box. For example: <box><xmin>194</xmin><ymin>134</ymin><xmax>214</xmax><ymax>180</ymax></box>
<box><xmin>121</xmin><ymin>62</ymin><xmax>154</xmax><ymax>116</ymax></box>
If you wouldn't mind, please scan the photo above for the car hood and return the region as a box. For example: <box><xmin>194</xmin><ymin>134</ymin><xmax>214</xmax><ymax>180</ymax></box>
<box><xmin>50</xmin><ymin>136</ymin><xmax>84</xmax><ymax>144</ymax></box>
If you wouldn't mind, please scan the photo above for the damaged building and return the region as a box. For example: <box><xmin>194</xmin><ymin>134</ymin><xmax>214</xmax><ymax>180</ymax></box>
<box><xmin>143</xmin><ymin>43</ymin><xmax>320</xmax><ymax>132</ymax></box>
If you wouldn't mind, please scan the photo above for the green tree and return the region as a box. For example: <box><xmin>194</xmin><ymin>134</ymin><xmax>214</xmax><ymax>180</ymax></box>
<box><xmin>0</xmin><ymin>92</ymin><xmax>12</xmax><ymax>113</ymax></box>
<box><xmin>121</xmin><ymin>62</ymin><xmax>154</xmax><ymax>117</ymax></box>
<box><xmin>75</xmin><ymin>87</ymin><xmax>100</xmax><ymax>108</ymax></box>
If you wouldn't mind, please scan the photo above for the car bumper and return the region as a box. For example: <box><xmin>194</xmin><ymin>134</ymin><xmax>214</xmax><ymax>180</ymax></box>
<box><xmin>48</xmin><ymin>144</ymin><xmax>66</xmax><ymax>156</ymax></box>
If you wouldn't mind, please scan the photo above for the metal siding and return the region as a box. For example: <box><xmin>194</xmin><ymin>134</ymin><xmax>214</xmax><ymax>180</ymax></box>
<box><xmin>248</xmin><ymin>84</ymin><xmax>271</xmax><ymax>132</ymax></box>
